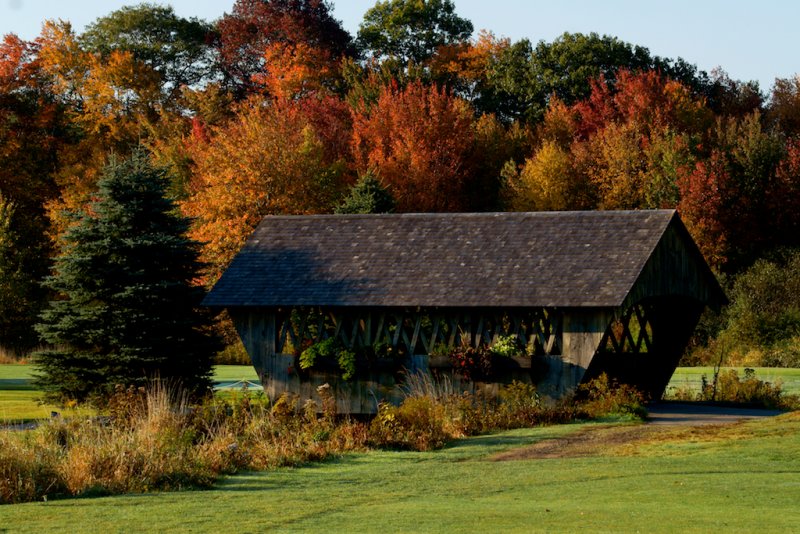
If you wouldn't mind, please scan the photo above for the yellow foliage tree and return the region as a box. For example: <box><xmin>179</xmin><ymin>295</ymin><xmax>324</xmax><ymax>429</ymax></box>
<box><xmin>506</xmin><ymin>140</ymin><xmax>590</xmax><ymax>211</ymax></box>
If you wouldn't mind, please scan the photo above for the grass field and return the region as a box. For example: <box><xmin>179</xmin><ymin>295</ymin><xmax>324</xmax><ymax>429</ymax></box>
<box><xmin>2</xmin><ymin>364</ymin><xmax>799</xmax><ymax>531</ymax></box>
<box><xmin>1</xmin><ymin>413</ymin><xmax>799</xmax><ymax>532</ymax></box>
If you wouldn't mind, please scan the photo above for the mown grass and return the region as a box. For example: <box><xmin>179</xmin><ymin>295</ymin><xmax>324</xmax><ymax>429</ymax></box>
<box><xmin>0</xmin><ymin>364</ymin><xmax>92</xmax><ymax>422</ymax></box>
<box><xmin>2</xmin><ymin>413</ymin><xmax>799</xmax><ymax>533</ymax></box>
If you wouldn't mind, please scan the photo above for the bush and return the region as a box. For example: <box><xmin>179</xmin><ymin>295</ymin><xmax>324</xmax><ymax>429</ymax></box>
<box><xmin>699</xmin><ymin>368</ymin><xmax>799</xmax><ymax>410</ymax></box>
<box><xmin>370</xmin><ymin>373</ymin><xmax>645</xmax><ymax>451</ymax></box>
<box><xmin>574</xmin><ymin>374</ymin><xmax>648</xmax><ymax>420</ymax></box>
<box><xmin>0</xmin><ymin>384</ymin><xmax>371</xmax><ymax>505</ymax></box>
<box><xmin>368</xmin><ymin>397</ymin><xmax>448</xmax><ymax>451</ymax></box>
<box><xmin>761</xmin><ymin>338</ymin><xmax>800</xmax><ymax>368</ymax></box>
<box><xmin>299</xmin><ymin>338</ymin><xmax>357</xmax><ymax>380</ymax></box>
<box><xmin>1</xmin><ymin>374</ymin><xmax>651</xmax><ymax>504</ymax></box>
<box><xmin>490</xmin><ymin>335</ymin><xmax>525</xmax><ymax>358</ymax></box>
<box><xmin>448</xmin><ymin>344</ymin><xmax>493</xmax><ymax>381</ymax></box>
<box><xmin>687</xmin><ymin>249</ymin><xmax>800</xmax><ymax>367</ymax></box>
<box><xmin>497</xmin><ymin>380</ymin><xmax>542</xmax><ymax>427</ymax></box>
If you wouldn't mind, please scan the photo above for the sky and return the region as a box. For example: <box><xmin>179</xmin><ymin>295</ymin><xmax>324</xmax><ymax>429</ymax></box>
<box><xmin>1</xmin><ymin>0</ymin><xmax>797</xmax><ymax>93</ymax></box>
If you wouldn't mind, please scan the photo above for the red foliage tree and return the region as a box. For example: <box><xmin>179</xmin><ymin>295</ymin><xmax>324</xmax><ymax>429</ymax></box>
<box><xmin>770</xmin><ymin>138</ymin><xmax>800</xmax><ymax>248</ymax></box>
<box><xmin>216</xmin><ymin>0</ymin><xmax>354</xmax><ymax>98</ymax></box>
<box><xmin>572</xmin><ymin>69</ymin><xmax>711</xmax><ymax>140</ymax></box>
<box><xmin>678</xmin><ymin>113</ymin><xmax>790</xmax><ymax>270</ymax></box>
<box><xmin>0</xmin><ymin>34</ymin><xmax>63</xmax><ymax>351</ymax></box>
<box><xmin>351</xmin><ymin>81</ymin><xmax>482</xmax><ymax>212</ymax></box>
<box><xmin>677</xmin><ymin>150</ymin><xmax>729</xmax><ymax>268</ymax></box>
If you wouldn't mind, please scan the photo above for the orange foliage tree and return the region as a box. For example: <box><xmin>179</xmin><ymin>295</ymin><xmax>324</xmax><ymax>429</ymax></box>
<box><xmin>352</xmin><ymin>80</ymin><xmax>504</xmax><ymax>212</ymax></box>
<box><xmin>215</xmin><ymin>0</ymin><xmax>354</xmax><ymax>98</ymax></box>
<box><xmin>253</xmin><ymin>41</ymin><xmax>341</xmax><ymax>99</ymax></box>
<box><xmin>183</xmin><ymin>95</ymin><xmax>352</xmax><ymax>281</ymax></box>
<box><xmin>36</xmin><ymin>20</ymin><xmax>165</xmax><ymax>237</ymax></box>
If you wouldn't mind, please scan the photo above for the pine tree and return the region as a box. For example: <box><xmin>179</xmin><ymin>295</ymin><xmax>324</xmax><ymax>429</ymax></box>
<box><xmin>35</xmin><ymin>151</ymin><xmax>220</xmax><ymax>403</ymax></box>
<box><xmin>335</xmin><ymin>173</ymin><xmax>396</xmax><ymax>214</ymax></box>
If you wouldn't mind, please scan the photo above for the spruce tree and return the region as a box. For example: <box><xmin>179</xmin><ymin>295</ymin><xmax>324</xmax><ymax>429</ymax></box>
<box><xmin>335</xmin><ymin>173</ymin><xmax>396</xmax><ymax>214</ymax></box>
<box><xmin>35</xmin><ymin>151</ymin><xmax>220</xmax><ymax>403</ymax></box>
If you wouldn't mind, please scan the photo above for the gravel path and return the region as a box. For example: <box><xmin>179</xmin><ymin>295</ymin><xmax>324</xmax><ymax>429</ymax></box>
<box><xmin>646</xmin><ymin>402</ymin><xmax>783</xmax><ymax>425</ymax></box>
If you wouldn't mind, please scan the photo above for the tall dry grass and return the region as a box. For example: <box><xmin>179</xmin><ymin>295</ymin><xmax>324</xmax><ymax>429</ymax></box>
<box><xmin>0</xmin><ymin>383</ymin><xmax>368</xmax><ymax>504</ymax></box>
<box><xmin>1</xmin><ymin>374</ymin><xmax>650</xmax><ymax>504</ymax></box>
<box><xmin>0</xmin><ymin>345</ymin><xmax>31</xmax><ymax>364</ymax></box>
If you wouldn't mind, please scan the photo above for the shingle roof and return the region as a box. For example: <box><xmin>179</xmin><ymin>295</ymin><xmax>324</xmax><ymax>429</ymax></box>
<box><xmin>204</xmin><ymin>210</ymin><xmax>710</xmax><ymax>308</ymax></box>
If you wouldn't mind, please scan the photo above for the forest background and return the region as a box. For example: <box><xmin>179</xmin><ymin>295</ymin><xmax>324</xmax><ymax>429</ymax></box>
<box><xmin>1</xmin><ymin>0</ymin><xmax>799</xmax><ymax>368</ymax></box>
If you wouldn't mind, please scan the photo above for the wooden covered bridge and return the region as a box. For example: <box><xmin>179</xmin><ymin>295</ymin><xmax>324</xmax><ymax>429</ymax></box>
<box><xmin>204</xmin><ymin>210</ymin><xmax>725</xmax><ymax>413</ymax></box>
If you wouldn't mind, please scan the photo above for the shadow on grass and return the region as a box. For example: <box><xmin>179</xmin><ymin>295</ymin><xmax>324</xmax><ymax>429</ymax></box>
<box><xmin>0</xmin><ymin>378</ymin><xmax>35</xmax><ymax>391</ymax></box>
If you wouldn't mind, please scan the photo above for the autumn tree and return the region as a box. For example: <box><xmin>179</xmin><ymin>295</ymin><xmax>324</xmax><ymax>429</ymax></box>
<box><xmin>357</xmin><ymin>0</ymin><xmax>473</xmax><ymax>65</ymax></box>
<box><xmin>704</xmin><ymin>68</ymin><xmax>763</xmax><ymax>118</ymax></box>
<box><xmin>771</xmin><ymin>138</ymin><xmax>800</xmax><ymax>244</ymax></box>
<box><xmin>678</xmin><ymin>113</ymin><xmax>787</xmax><ymax>271</ymax></box>
<box><xmin>0</xmin><ymin>34</ymin><xmax>61</xmax><ymax>352</ymax></box>
<box><xmin>479</xmin><ymin>32</ymin><xmax>707</xmax><ymax>124</ymax></box>
<box><xmin>504</xmin><ymin>139</ymin><xmax>590</xmax><ymax>211</ymax></box>
<box><xmin>35</xmin><ymin>152</ymin><xmax>220</xmax><ymax>404</ymax></box>
<box><xmin>352</xmin><ymin>81</ymin><xmax>493</xmax><ymax>212</ymax></box>
<box><xmin>503</xmin><ymin>70</ymin><xmax>708</xmax><ymax>213</ymax></box>
<box><xmin>767</xmin><ymin>75</ymin><xmax>800</xmax><ymax>137</ymax></box>
<box><xmin>0</xmin><ymin>194</ymin><xmax>49</xmax><ymax>355</ymax></box>
<box><xmin>427</xmin><ymin>30</ymin><xmax>510</xmax><ymax>104</ymax></box>
<box><xmin>80</xmin><ymin>4</ymin><xmax>216</xmax><ymax>108</ymax></box>
<box><xmin>253</xmin><ymin>40</ymin><xmax>344</xmax><ymax>99</ymax></box>
<box><xmin>36</xmin><ymin>20</ymin><xmax>166</xmax><ymax>236</ymax></box>
<box><xmin>184</xmin><ymin>95</ymin><xmax>352</xmax><ymax>281</ymax></box>
<box><xmin>216</xmin><ymin>0</ymin><xmax>355</xmax><ymax>98</ymax></box>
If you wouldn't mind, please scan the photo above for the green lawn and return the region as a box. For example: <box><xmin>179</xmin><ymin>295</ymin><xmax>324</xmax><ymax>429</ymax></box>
<box><xmin>2</xmin><ymin>413</ymin><xmax>799</xmax><ymax>532</ymax></box>
<box><xmin>210</xmin><ymin>364</ymin><xmax>259</xmax><ymax>383</ymax></box>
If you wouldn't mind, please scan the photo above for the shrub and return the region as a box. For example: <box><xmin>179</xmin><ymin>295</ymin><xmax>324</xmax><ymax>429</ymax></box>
<box><xmin>687</xmin><ymin>249</ymin><xmax>800</xmax><ymax>367</ymax></box>
<box><xmin>574</xmin><ymin>374</ymin><xmax>648</xmax><ymax>420</ymax></box>
<box><xmin>490</xmin><ymin>335</ymin><xmax>525</xmax><ymax>358</ymax></box>
<box><xmin>368</xmin><ymin>397</ymin><xmax>448</xmax><ymax>451</ymax></box>
<box><xmin>0</xmin><ymin>384</ymin><xmax>370</xmax><ymax>505</ymax></box>
<box><xmin>699</xmin><ymin>368</ymin><xmax>798</xmax><ymax>410</ymax></box>
<box><xmin>761</xmin><ymin>338</ymin><xmax>800</xmax><ymax>368</ymax></box>
<box><xmin>299</xmin><ymin>338</ymin><xmax>357</xmax><ymax>380</ymax></box>
<box><xmin>0</xmin><ymin>434</ymin><xmax>65</xmax><ymax>504</ymax></box>
<box><xmin>1</xmin><ymin>373</ymin><xmax>654</xmax><ymax>504</ymax></box>
<box><xmin>497</xmin><ymin>380</ymin><xmax>543</xmax><ymax>427</ymax></box>
<box><xmin>448</xmin><ymin>343</ymin><xmax>493</xmax><ymax>381</ymax></box>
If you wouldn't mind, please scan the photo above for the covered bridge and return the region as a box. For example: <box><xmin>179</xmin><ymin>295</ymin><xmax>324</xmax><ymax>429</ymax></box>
<box><xmin>204</xmin><ymin>210</ymin><xmax>725</xmax><ymax>412</ymax></box>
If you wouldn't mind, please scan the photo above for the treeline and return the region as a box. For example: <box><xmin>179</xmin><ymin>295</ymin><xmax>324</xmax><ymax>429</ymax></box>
<box><xmin>2</xmin><ymin>0</ymin><xmax>800</xmax><ymax>360</ymax></box>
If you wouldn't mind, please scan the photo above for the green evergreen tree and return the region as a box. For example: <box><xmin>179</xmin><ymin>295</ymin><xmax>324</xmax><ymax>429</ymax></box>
<box><xmin>335</xmin><ymin>173</ymin><xmax>396</xmax><ymax>214</ymax></box>
<box><xmin>35</xmin><ymin>151</ymin><xmax>220</xmax><ymax>403</ymax></box>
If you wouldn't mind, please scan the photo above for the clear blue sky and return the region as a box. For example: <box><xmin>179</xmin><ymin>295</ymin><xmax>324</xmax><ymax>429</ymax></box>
<box><xmin>1</xmin><ymin>0</ymin><xmax>797</xmax><ymax>93</ymax></box>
